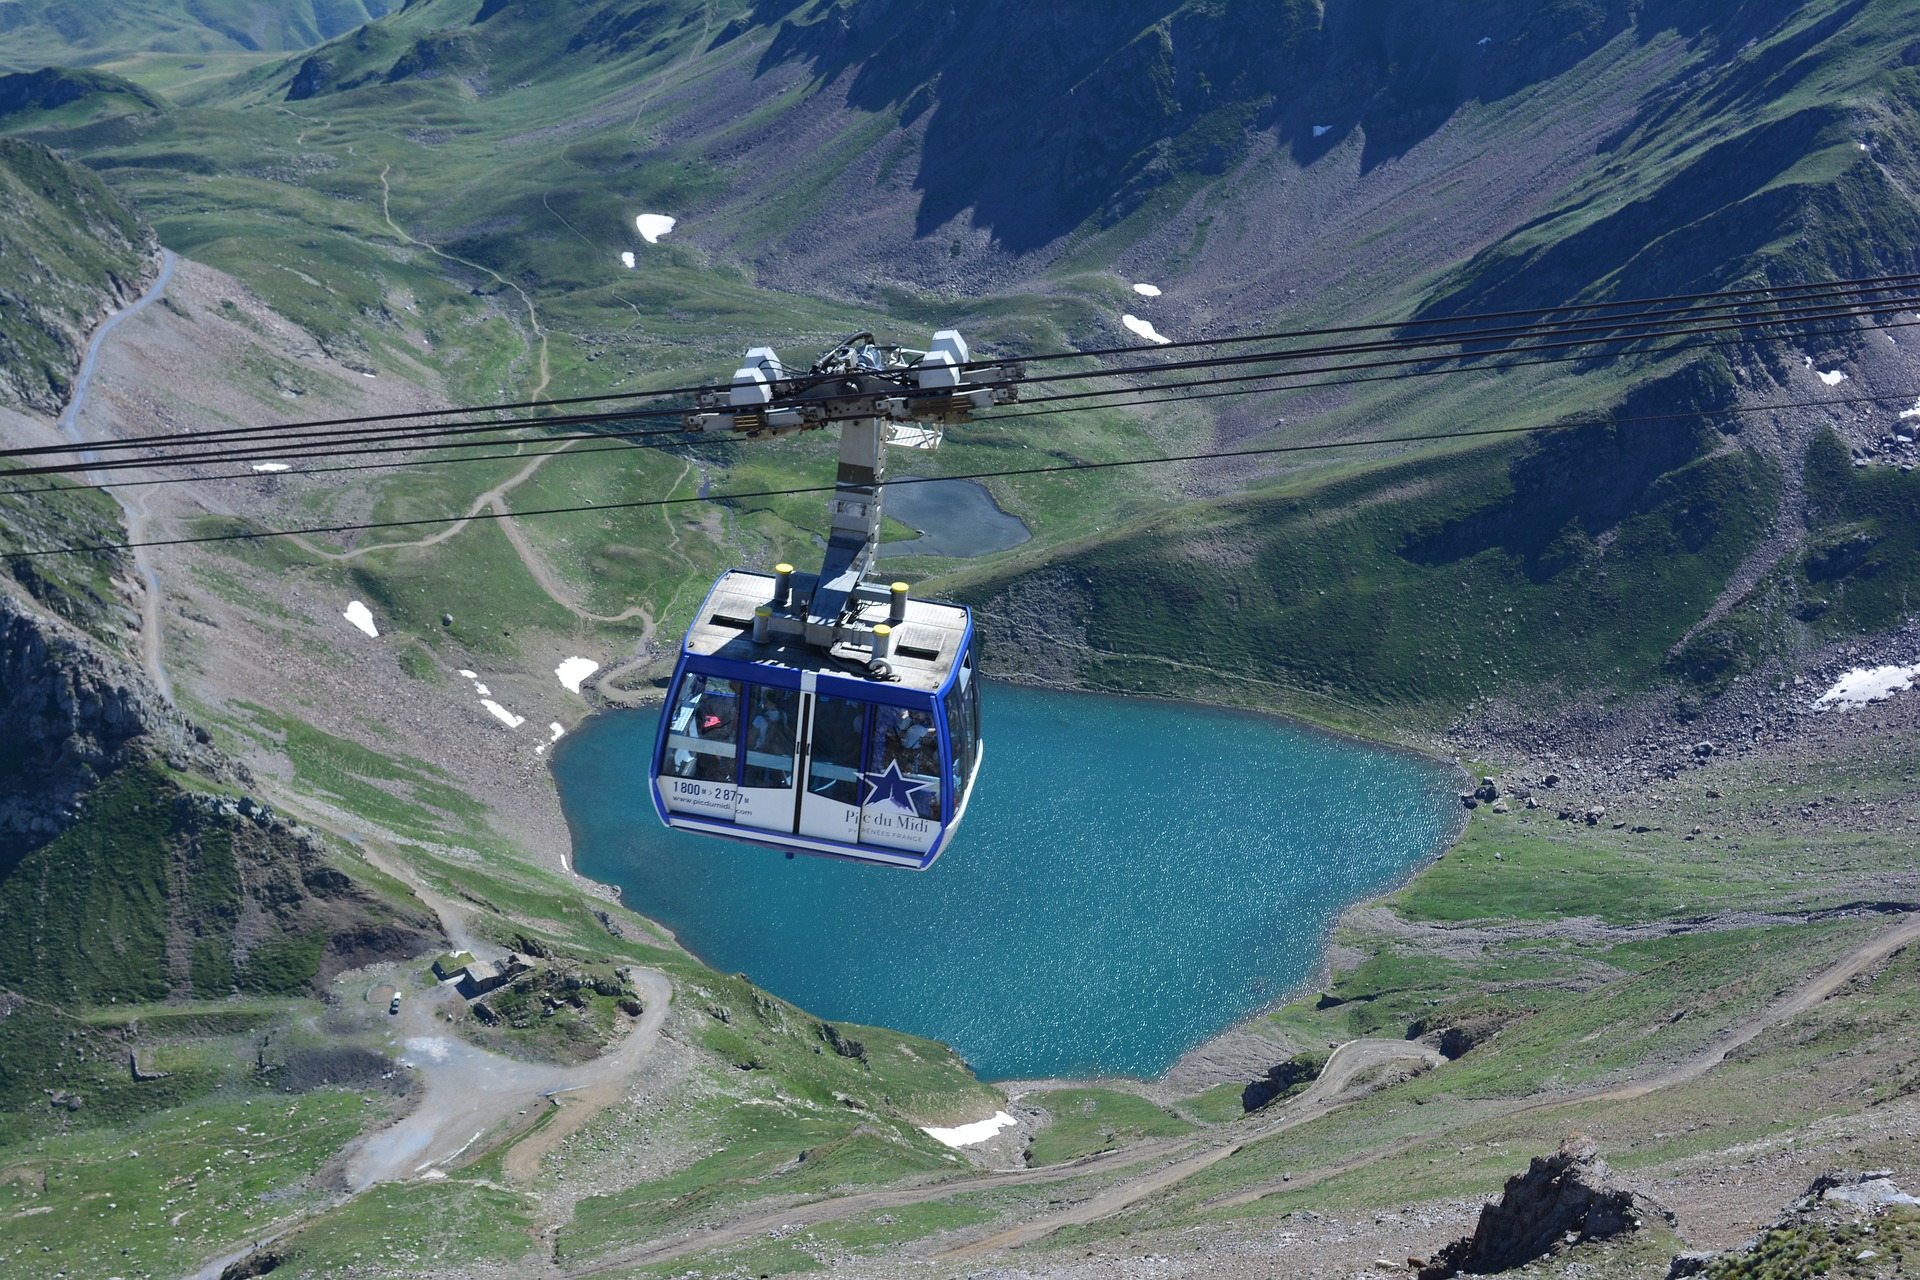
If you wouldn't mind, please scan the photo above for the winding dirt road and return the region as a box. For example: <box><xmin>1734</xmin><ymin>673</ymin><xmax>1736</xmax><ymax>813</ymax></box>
<box><xmin>343</xmin><ymin>968</ymin><xmax>674</xmax><ymax>1189</ymax></box>
<box><xmin>57</xmin><ymin>248</ymin><xmax>178</xmax><ymax>697</ymax></box>
<box><xmin>565</xmin><ymin>908</ymin><xmax>1920</xmax><ymax>1275</ymax></box>
<box><xmin>568</xmin><ymin>1038</ymin><xmax>1443</xmax><ymax>1274</ymax></box>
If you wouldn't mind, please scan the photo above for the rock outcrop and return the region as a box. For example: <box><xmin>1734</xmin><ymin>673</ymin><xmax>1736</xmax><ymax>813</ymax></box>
<box><xmin>0</xmin><ymin>591</ymin><xmax>441</xmax><ymax>1004</ymax></box>
<box><xmin>1420</xmin><ymin>1138</ymin><xmax>1668</xmax><ymax>1279</ymax></box>
<box><xmin>1242</xmin><ymin>1051</ymin><xmax>1327</xmax><ymax>1111</ymax></box>
<box><xmin>0</xmin><ymin>592</ymin><xmax>229</xmax><ymax>854</ymax></box>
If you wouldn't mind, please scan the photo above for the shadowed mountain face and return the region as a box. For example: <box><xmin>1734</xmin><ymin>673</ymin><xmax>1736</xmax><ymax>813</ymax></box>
<box><xmin>750</xmin><ymin>0</ymin><xmax>1756</xmax><ymax>253</ymax></box>
<box><xmin>194</xmin><ymin>0</ymin><xmax>1915</xmax><ymax>322</ymax></box>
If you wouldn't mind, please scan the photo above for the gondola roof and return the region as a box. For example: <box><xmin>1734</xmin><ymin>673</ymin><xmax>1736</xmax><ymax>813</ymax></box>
<box><xmin>683</xmin><ymin>569</ymin><xmax>969</xmax><ymax>694</ymax></box>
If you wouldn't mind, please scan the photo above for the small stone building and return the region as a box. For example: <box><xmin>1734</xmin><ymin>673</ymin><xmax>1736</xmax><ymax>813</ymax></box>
<box><xmin>456</xmin><ymin>955</ymin><xmax>527</xmax><ymax>998</ymax></box>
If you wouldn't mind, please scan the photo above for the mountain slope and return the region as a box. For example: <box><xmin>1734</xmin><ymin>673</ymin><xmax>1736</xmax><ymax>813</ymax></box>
<box><xmin>6</xmin><ymin>0</ymin><xmax>1903</xmax><ymax>723</ymax></box>
<box><xmin>0</xmin><ymin>0</ymin><xmax>398</xmax><ymax>72</ymax></box>
<box><xmin>0</xmin><ymin>138</ymin><xmax>157</xmax><ymax>413</ymax></box>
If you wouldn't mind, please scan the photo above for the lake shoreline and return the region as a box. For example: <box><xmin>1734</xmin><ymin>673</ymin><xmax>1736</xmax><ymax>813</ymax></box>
<box><xmin>552</xmin><ymin>681</ymin><xmax>1467</xmax><ymax>1091</ymax></box>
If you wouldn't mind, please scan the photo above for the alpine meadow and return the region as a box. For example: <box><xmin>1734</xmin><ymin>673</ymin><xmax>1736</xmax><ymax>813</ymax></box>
<box><xmin>5</xmin><ymin>4</ymin><xmax>1920</xmax><ymax>1279</ymax></box>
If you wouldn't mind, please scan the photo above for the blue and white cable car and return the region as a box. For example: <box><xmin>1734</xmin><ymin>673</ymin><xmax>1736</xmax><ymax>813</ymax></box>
<box><xmin>647</xmin><ymin>330</ymin><xmax>1014</xmax><ymax>869</ymax></box>
<box><xmin>650</xmin><ymin>569</ymin><xmax>982</xmax><ymax>868</ymax></box>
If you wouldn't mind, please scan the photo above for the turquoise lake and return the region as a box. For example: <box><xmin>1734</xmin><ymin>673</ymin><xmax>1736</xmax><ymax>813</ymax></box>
<box><xmin>553</xmin><ymin>685</ymin><xmax>1459</xmax><ymax>1081</ymax></box>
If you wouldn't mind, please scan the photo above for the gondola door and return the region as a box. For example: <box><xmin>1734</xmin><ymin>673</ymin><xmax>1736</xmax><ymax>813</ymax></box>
<box><xmin>733</xmin><ymin>682</ymin><xmax>801</xmax><ymax>835</ymax></box>
<box><xmin>797</xmin><ymin>691</ymin><xmax>866</xmax><ymax>845</ymax></box>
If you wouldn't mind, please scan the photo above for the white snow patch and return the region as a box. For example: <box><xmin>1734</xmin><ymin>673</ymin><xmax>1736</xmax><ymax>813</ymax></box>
<box><xmin>534</xmin><ymin>744</ymin><xmax>546</xmax><ymax>757</ymax></box>
<box><xmin>343</xmin><ymin>601</ymin><xmax>378</xmax><ymax>637</ymax></box>
<box><xmin>620</xmin><ymin>250</ymin><xmax>636</xmax><ymax>269</ymax></box>
<box><xmin>403</xmin><ymin>1037</ymin><xmax>453</xmax><ymax>1062</ymax></box>
<box><xmin>635</xmin><ymin>214</ymin><xmax>676</xmax><ymax>244</ymax></box>
<box><xmin>1122</xmin><ymin>314</ymin><xmax>1171</xmax><ymax>345</ymax></box>
<box><xmin>458</xmin><ymin>669</ymin><xmax>477</xmax><ymax>679</ymax></box>
<box><xmin>1899</xmin><ymin>398</ymin><xmax>1920</xmax><ymax>420</ymax></box>
<box><xmin>1312</xmin><ymin>124</ymin><xmax>1333</xmax><ymax>137</ymax></box>
<box><xmin>474</xmin><ymin>683</ymin><xmax>491</xmax><ymax>697</ymax></box>
<box><xmin>362</xmin><ymin>372</ymin><xmax>376</xmax><ymax>378</ymax></box>
<box><xmin>1132</xmin><ymin>282</ymin><xmax>1162</xmax><ymax>297</ymax></box>
<box><xmin>251</xmin><ymin>462</ymin><xmax>290</xmax><ymax>473</ymax></box>
<box><xmin>923</xmin><ymin>1111</ymin><xmax>1018</xmax><ymax>1148</ymax></box>
<box><xmin>481</xmin><ymin>699</ymin><xmax>525</xmax><ymax>729</ymax></box>
<box><xmin>1861</xmin><ymin>142</ymin><xmax>1870</xmax><ymax>151</ymax></box>
<box><xmin>555</xmin><ymin>656</ymin><xmax>598</xmax><ymax>693</ymax></box>
<box><xmin>549</xmin><ymin>722</ymin><xmax>565</xmax><ymax>742</ymax></box>
<box><xmin>1817</xmin><ymin>369</ymin><xmax>1848</xmax><ymax>386</ymax></box>
<box><xmin>1814</xmin><ymin>663</ymin><xmax>1920</xmax><ymax>710</ymax></box>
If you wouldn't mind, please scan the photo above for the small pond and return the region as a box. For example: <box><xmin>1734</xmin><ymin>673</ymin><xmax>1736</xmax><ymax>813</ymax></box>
<box><xmin>880</xmin><ymin>476</ymin><xmax>1031</xmax><ymax>559</ymax></box>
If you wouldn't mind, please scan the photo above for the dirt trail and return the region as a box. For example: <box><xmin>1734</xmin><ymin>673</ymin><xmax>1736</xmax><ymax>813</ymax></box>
<box><xmin>56</xmin><ymin>248</ymin><xmax>178</xmax><ymax>697</ymax></box>
<box><xmin>379</xmin><ymin>165</ymin><xmax>550</xmax><ymax>401</ymax></box>
<box><xmin>492</xmin><ymin>487</ymin><xmax>655</xmax><ymax>627</ymax></box>
<box><xmin>277</xmin><ymin>437</ymin><xmax>637</xmax><ymax>634</ymax></box>
<box><xmin>1207</xmin><ymin>909</ymin><xmax>1920</xmax><ymax>1214</ymax></box>
<box><xmin>1555</xmin><ymin>908</ymin><xmax>1920</xmax><ymax>1105</ymax></box>
<box><xmin>568</xmin><ymin>1039</ymin><xmax>1440</xmax><ymax>1274</ymax></box>
<box><xmin>936</xmin><ymin>1038</ymin><xmax>1443</xmax><ymax>1259</ymax></box>
<box><xmin>565</xmin><ymin>1138</ymin><xmax>1189</xmax><ymax>1276</ymax></box>
<box><xmin>565</xmin><ymin>910</ymin><xmax>1919</xmax><ymax>1274</ymax></box>
<box><xmin>352</xmin><ymin>843</ymin><xmax>504</xmax><ymax>962</ymax></box>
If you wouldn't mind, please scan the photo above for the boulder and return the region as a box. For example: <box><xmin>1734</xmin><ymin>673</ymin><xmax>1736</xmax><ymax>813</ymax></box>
<box><xmin>1419</xmin><ymin>1139</ymin><xmax>1666</xmax><ymax>1279</ymax></box>
<box><xmin>1666</xmin><ymin>1252</ymin><xmax>1717</xmax><ymax>1277</ymax></box>
<box><xmin>1242</xmin><ymin>1051</ymin><xmax>1328</xmax><ymax>1111</ymax></box>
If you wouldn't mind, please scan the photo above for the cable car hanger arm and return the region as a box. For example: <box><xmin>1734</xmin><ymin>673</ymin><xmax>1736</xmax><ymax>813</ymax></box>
<box><xmin>677</xmin><ymin>329</ymin><xmax>1021</xmax><ymax>662</ymax></box>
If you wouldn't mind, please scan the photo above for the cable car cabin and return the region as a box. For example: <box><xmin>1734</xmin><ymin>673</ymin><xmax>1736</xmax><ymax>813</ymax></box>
<box><xmin>650</xmin><ymin>569</ymin><xmax>983</xmax><ymax>870</ymax></box>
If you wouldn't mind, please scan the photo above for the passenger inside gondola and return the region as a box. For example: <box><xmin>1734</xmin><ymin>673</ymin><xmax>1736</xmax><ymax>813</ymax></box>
<box><xmin>664</xmin><ymin>675</ymin><xmax>741</xmax><ymax>782</ymax></box>
<box><xmin>876</xmin><ymin>706</ymin><xmax>943</xmax><ymax>819</ymax></box>
<box><xmin>743</xmin><ymin>686</ymin><xmax>798</xmax><ymax>788</ymax></box>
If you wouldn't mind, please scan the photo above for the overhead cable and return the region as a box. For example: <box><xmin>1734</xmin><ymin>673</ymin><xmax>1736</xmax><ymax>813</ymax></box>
<box><xmin>15</xmin><ymin>387</ymin><xmax>1915</xmax><ymax>560</ymax></box>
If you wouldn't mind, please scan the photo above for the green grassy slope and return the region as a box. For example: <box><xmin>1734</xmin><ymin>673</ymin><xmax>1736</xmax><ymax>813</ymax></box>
<box><xmin>946</xmin><ymin>359</ymin><xmax>1780</xmax><ymax>726</ymax></box>
<box><xmin>0</xmin><ymin>471</ymin><xmax>440</xmax><ymax>1148</ymax></box>
<box><xmin>0</xmin><ymin>137</ymin><xmax>157</xmax><ymax>412</ymax></box>
<box><xmin>0</xmin><ymin>65</ymin><xmax>169</xmax><ymax>128</ymax></box>
<box><xmin>3</xmin><ymin>3</ymin><xmax>1920</xmax><ymax>1271</ymax></box>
